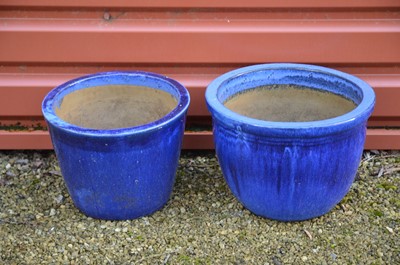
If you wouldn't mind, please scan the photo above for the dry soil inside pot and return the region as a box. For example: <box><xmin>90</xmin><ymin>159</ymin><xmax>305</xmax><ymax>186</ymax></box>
<box><xmin>55</xmin><ymin>85</ymin><xmax>177</xmax><ymax>129</ymax></box>
<box><xmin>224</xmin><ymin>84</ymin><xmax>357</xmax><ymax>122</ymax></box>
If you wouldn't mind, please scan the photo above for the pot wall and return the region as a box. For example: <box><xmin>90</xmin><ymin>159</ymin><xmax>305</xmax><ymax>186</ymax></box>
<box><xmin>43</xmin><ymin>71</ymin><xmax>190</xmax><ymax>220</ymax></box>
<box><xmin>206</xmin><ymin>63</ymin><xmax>375</xmax><ymax>221</ymax></box>
<box><xmin>48</xmin><ymin>119</ymin><xmax>185</xmax><ymax>220</ymax></box>
<box><xmin>214</xmin><ymin>122</ymin><xmax>366</xmax><ymax>221</ymax></box>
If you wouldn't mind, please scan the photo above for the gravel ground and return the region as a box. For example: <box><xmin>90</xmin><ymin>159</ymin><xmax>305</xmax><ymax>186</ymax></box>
<box><xmin>0</xmin><ymin>150</ymin><xmax>399</xmax><ymax>264</ymax></box>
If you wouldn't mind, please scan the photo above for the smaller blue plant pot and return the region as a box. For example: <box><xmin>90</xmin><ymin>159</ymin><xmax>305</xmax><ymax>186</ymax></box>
<box><xmin>42</xmin><ymin>71</ymin><xmax>190</xmax><ymax>220</ymax></box>
<box><xmin>206</xmin><ymin>63</ymin><xmax>375</xmax><ymax>221</ymax></box>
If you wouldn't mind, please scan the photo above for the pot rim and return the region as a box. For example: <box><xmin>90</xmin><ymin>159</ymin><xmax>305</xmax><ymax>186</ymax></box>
<box><xmin>205</xmin><ymin>63</ymin><xmax>375</xmax><ymax>137</ymax></box>
<box><xmin>42</xmin><ymin>71</ymin><xmax>190</xmax><ymax>137</ymax></box>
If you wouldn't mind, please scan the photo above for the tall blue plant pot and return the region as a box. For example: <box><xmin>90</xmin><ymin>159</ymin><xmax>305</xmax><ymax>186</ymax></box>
<box><xmin>42</xmin><ymin>71</ymin><xmax>190</xmax><ymax>220</ymax></box>
<box><xmin>206</xmin><ymin>63</ymin><xmax>375</xmax><ymax>221</ymax></box>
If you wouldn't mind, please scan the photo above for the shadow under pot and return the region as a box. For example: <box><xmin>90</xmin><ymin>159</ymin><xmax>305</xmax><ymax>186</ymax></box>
<box><xmin>42</xmin><ymin>71</ymin><xmax>190</xmax><ymax>220</ymax></box>
<box><xmin>206</xmin><ymin>63</ymin><xmax>375</xmax><ymax>221</ymax></box>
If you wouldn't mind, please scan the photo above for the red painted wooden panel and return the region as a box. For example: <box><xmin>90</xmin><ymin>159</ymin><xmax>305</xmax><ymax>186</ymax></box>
<box><xmin>0</xmin><ymin>73</ymin><xmax>211</xmax><ymax>117</ymax></box>
<box><xmin>1</xmin><ymin>21</ymin><xmax>399</xmax><ymax>64</ymax></box>
<box><xmin>0</xmin><ymin>130</ymin><xmax>399</xmax><ymax>150</ymax></box>
<box><xmin>0</xmin><ymin>69</ymin><xmax>399</xmax><ymax>119</ymax></box>
<box><xmin>0</xmin><ymin>1</ymin><xmax>399</xmax><ymax>149</ymax></box>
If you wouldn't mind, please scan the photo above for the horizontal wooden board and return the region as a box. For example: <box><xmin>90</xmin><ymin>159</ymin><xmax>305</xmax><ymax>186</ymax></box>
<box><xmin>0</xmin><ymin>68</ymin><xmax>399</xmax><ymax>119</ymax></box>
<box><xmin>1</xmin><ymin>20</ymin><xmax>399</xmax><ymax>64</ymax></box>
<box><xmin>1</xmin><ymin>0</ymin><xmax>400</xmax><ymax>9</ymax></box>
<box><xmin>0</xmin><ymin>129</ymin><xmax>399</xmax><ymax>150</ymax></box>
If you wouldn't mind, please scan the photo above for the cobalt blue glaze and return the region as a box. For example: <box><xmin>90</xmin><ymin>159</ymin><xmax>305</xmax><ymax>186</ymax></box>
<box><xmin>42</xmin><ymin>71</ymin><xmax>190</xmax><ymax>220</ymax></box>
<box><xmin>206</xmin><ymin>63</ymin><xmax>375</xmax><ymax>221</ymax></box>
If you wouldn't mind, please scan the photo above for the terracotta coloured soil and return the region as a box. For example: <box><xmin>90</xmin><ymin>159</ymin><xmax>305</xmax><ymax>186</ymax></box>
<box><xmin>55</xmin><ymin>85</ymin><xmax>177</xmax><ymax>129</ymax></box>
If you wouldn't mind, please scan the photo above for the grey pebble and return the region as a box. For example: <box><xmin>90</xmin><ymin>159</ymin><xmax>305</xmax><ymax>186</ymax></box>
<box><xmin>54</xmin><ymin>195</ymin><xmax>64</xmax><ymax>204</ymax></box>
<box><xmin>15</xmin><ymin>159</ymin><xmax>29</xmax><ymax>165</ymax></box>
<box><xmin>6</xmin><ymin>170</ymin><xmax>16</xmax><ymax>178</ymax></box>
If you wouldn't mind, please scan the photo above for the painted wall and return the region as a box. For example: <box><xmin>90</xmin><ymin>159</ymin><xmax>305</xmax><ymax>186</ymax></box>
<box><xmin>0</xmin><ymin>1</ymin><xmax>399</xmax><ymax>149</ymax></box>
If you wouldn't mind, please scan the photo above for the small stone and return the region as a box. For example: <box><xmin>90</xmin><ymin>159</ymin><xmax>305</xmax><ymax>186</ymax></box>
<box><xmin>54</xmin><ymin>195</ymin><xmax>64</xmax><ymax>204</ymax></box>
<box><xmin>180</xmin><ymin>207</ymin><xmax>186</xmax><ymax>214</ymax></box>
<box><xmin>142</xmin><ymin>218</ymin><xmax>150</xmax><ymax>226</ymax></box>
<box><xmin>20</xmin><ymin>165</ymin><xmax>30</xmax><ymax>172</ymax></box>
<box><xmin>5</xmin><ymin>163</ymin><xmax>11</xmax><ymax>170</ymax></box>
<box><xmin>6</xmin><ymin>171</ymin><xmax>16</xmax><ymax>178</ymax></box>
<box><xmin>220</xmin><ymin>230</ymin><xmax>228</xmax><ymax>235</ymax></box>
<box><xmin>15</xmin><ymin>159</ymin><xmax>29</xmax><ymax>165</ymax></box>
<box><xmin>301</xmin><ymin>256</ymin><xmax>308</xmax><ymax>262</ymax></box>
<box><xmin>49</xmin><ymin>170</ymin><xmax>62</xmax><ymax>176</ymax></box>
<box><xmin>33</xmin><ymin>161</ymin><xmax>43</xmax><ymax>168</ymax></box>
<box><xmin>386</xmin><ymin>226</ymin><xmax>394</xmax><ymax>234</ymax></box>
<box><xmin>49</xmin><ymin>208</ymin><xmax>56</xmax><ymax>216</ymax></box>
<box><xmin>304</xmin><ymin>229</ymin><xmax>313</xmax><ymax>240</ymax></box>
<box><xmin>115</xmin><ymin>228</ymin><xmax>121</xmax><ymax>232</ymax></box>
<box><xmin>272</xmin><ymin>257</ymin><xmax>282</xmax><ymax>265</ymax></box>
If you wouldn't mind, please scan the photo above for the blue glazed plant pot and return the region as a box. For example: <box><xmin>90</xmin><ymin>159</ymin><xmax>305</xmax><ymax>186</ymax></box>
<box><xmin>206</xmin><ymin>63</ymin><xmax>375</xmax><ymax>221</ymax></box>
<box><xmin>42</xmin><ymin>71</ymin><xmax>190</xmax><ymax>220</ymax></box>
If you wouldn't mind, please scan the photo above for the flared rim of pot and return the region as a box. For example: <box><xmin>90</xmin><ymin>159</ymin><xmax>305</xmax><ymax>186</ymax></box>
<box><xmin>206</xmin><ymin>63</ymin><xmax>375</xmax><ymax>137</ymax></box>
<box><xmin>42</xmin><ymin>71</ymin><xmax>190</xmax><ymax>137</ymax></box>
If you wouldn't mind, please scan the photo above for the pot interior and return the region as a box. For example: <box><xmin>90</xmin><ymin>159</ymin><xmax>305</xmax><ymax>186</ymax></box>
<box><xmin>217</xmin><ymin>67</ymin><xmax>365</xmax><ymax>122</ymax></box>
<box><xmin>224</xmin><ymin>84</ymin><xmax>357</xmax><ymax>122</ymax></box>
<box><xmin>54</xmin><ymin>85</ymin><xmax>178</xmax><ymax>129</ymax></box>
